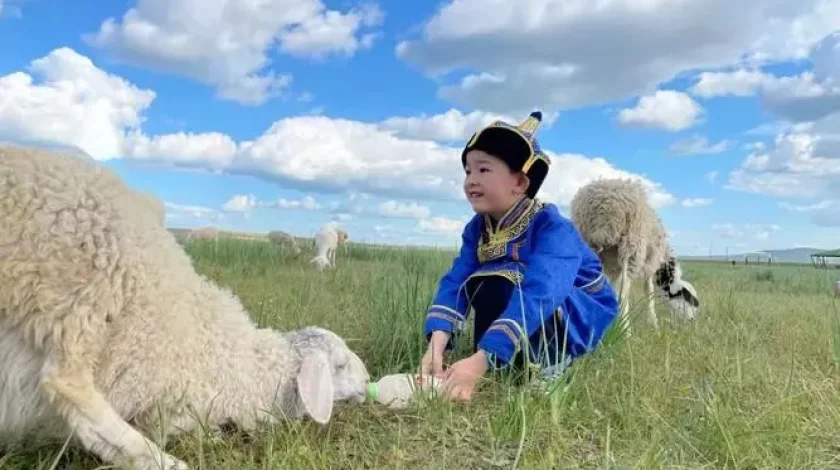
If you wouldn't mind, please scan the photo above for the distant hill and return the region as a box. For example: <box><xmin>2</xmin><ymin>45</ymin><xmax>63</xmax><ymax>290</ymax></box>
<box><xmin>684</xmin><ymin>247</ymin><xmax>830</xmax><ymax>264</ymax></box>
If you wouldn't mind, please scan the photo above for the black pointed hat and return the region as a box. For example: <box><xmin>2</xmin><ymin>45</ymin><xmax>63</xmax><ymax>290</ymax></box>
<box><xmin>461</xmin><ymin>111</ymin><xmax>550</xmax><ymax>198</ymax></box>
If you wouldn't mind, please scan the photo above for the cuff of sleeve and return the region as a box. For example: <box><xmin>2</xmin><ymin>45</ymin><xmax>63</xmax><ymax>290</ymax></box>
<box><xmin>424</xmin><ymin>318</ymin><xmax>457</xmax><ymax>350</ymax></box>
<box><xmin>477</xmin><ymin>329</ymin><xmax>519</xmax><ymax>367</ymax></box>
<box><xmin>479</xmin><ymin>348</ymin><xmax>507</xmax><ymax>371</ymax></box>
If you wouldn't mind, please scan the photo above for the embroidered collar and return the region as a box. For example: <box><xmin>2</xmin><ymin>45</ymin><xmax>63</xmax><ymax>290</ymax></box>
<box><xmin>476</xmin><ymin>197</ymin><xmax>543</xmax><ymax>263</ymax></box>
<box><xmin>484</xmin><ymin>196</ymin><xmax>534</xmax><ymax>234</ymax></box>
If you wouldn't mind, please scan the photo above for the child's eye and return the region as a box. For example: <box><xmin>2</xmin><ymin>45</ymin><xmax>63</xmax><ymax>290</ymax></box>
<box><xmin>479</xmin><ymin>167</ymin><xmax>490</xmax><ymax>173</ymax></box>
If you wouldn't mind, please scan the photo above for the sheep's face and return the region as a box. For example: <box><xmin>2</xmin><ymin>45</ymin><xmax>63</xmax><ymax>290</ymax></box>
<box><xmin>287</xmin><ymin>327</ymin><xmax>370</xmax><ymax>424</ymax></box>
<box><xmin>310</xmin><ymin>256</ymin><xmax>330</xmax><ymax>271</ymax></box>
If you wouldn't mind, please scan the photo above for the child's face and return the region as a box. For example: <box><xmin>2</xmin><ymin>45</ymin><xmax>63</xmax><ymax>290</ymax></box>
<box><xmin>463</xmin><ymin>150</ymin><xmax>529</xmax><ymax>219</ymax></box>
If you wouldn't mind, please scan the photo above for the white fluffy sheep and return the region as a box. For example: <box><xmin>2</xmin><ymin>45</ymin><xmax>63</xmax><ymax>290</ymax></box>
<box><xmin>0</xmin><ymin>145</ymin><xmax>371</xmax><ymax>470</ymax></box>
<box><xmin>138</xmin><ymin>190</ymin><xmax>165</xmax><ymax>227</ymax></box>
<box><xmin>268</xmin><ymin>230</ymin><xmax>301</xmax><ymax>254</ymax></box>
<box><xmin>310</xmin><ymin>223</ymin><xmax>348</xmax><ymax>271</ymax></box>
<box><xmin>569</xmin><ymin>178</ymin><xmax>700</xmax><ymax>333</ymax></box>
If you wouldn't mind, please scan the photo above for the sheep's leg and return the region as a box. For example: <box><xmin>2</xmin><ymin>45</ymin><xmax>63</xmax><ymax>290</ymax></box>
<box><xmin>617</xmin><ymin>260</ymin><xmax>632</xmax><ymax>336</ymax></box>
<box><xmin>41</xmin><ymin>364</ymin><xmax>188</xmax><ymax>470</ymax></box>
<box><xmin>645</xmin><ymin>275</ymin><xmax>659</xmax><ymax>329</ymax></box>
<box><xmin>32</xmin><ymin>298</ymin><xmax>187</xmax><ymax>469</ymax></box>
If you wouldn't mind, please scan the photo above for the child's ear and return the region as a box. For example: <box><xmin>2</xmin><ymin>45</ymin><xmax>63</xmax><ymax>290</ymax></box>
<box><xmin>516</xmin><ymin>172</ymin><xmax>530</xmax><ymax>194</ymax></box>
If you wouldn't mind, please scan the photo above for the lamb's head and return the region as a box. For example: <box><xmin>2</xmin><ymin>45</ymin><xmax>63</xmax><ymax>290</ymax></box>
<box><xmin>286</xmin><ymin>326</ymin><xmax>370</xmax><ymax>424</ymax></box>
<box><xmin>336</xmin><ymin>230</ymin><xmax>349</xmax><ymax>243</ymax></box>
<box><xmin>310</xmin><ymin>255</ymin><xmax>331</xmax><ymax>271</ymax></box>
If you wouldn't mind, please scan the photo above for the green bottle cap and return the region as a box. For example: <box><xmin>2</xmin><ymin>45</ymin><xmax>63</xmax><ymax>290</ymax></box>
<box><xmin>366</xmin><ymin>382</ymin><xmax>378</xmax><ymax>402</ymax></box>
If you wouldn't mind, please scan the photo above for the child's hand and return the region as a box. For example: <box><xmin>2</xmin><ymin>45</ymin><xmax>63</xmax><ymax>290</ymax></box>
<box><xmin>441</xmin><ymin>351</ymin><xmax>488</xmax><ymax>402</ymax></box>
<box><xmin>419</xmin><ymin>331</ymin><xmax>450</xmax><ymax>379</ymax></box>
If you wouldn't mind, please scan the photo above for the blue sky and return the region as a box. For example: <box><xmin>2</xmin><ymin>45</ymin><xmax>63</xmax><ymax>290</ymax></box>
<box><xmin>1</xmin><ymin>0</ymin><xmax>838</xmax><ymax>256</ymax></box>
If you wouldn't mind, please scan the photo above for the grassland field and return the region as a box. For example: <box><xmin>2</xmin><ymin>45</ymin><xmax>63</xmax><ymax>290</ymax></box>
<box><xmin>5</xmin><ymin>236</ymin><xmax>840</xmax><ymax>470</ymax></box>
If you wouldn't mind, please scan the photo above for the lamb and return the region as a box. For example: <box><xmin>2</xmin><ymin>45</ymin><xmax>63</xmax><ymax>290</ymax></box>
<box><xmin>310</xmin><ymin>223</ymin><xmax>348</xmax><ymax>270</ymax></box>
<box><xmin>268</xmin><ymin>230</ymin><xmax>301</xmax><ymax>254</ymax></box>
<box><xmin>569</xmin><ymin>177</ymin><xmax>700</xmax><ymax>334</ymax></box>
<box><xmin>0</xmin><ymin>145</ymin><xmax>371</xmax><ymax>470</ymax></box>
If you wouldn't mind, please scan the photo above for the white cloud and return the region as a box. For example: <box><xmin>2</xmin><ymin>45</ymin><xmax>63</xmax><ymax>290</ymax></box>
<box><xmin>274</xmin><ymin>195</ymin><xmax>322</xmax><ymax>210</ymax></box>
<box><xmin>222</xmin><ymin>194</ymin><xmax>258</xmax><ymax>213</ymax></box>
<box><xmin>692</xmin><ymin>70</ymin><xmax>840</xmax><ymax>122</ymax></box>
<box><xmin>125</xmin><ymin>131</ymin><xmax>238</xmax><ymax>168</ymax></box>
<box><xmin>221</xmin><ymin>194</ymin><xmax>323</xmax><ymax>213</ymax></box>
<box><xmin>85</xmin><ymin>0</ymin><xmax>383</xmax><ymax>105</ymax></box>
<box><xmin>690</xmin><ymin>69</ymin><xmax>770</xmax><ymax>97</ymax></box>
<box><xmin>279</xmin><ymin>3</ymin><xmax>383</xmax><ymax>58</ymax></box>
<box><xmin>617</xmin><ymin>90</ymin><xmax>704</xmax><ymax>131</ymax></box>
<box><xmin>779</xmin><ymin>199</ymin><xmax>840</xmax><ymax>227</ymax></box>
<box><xmin>681</xmin><ymin>198</ymin><xmax>713</xmax><ymax>208</ymax></box>
<box><xmin>378</xmin><ymin>200</ymin><xmax>432</xmax><ymax>219</ymax></box>
<box><xmin>234</xmin><ymin>115</ymin><xmax>463</xmax><ymax>200</ymax></box>
<box><xmin>0</xmin><ymin>0</ymin><xmax>22</xmax><ymax>18</ymax></box>
<box><xmin>2</xmin><ymin>47</ymin><xmax>677</xmax><ymax>212</ymax></box>
<box><xmin>539</xmin><ymin>153</ymin><xmax>676</xmax><ymax>210</ymax></box>
<box><xmin>690</xmin><ymin>32</ymin><xmax>840</xmax><ymax>122</ymax></box>
<box><xmin>418</xmin><ymin>216</ymin><xmax>467</xmax><ymax>234</ymax></box>
<box><xmin>396</xmin><ymin>0</ymin><xmax>839</xmax><ymax>114</ymax></box>
<box><xmin>669</xmin><ymin>135</ymin><xmax>732</xmax><ymax>155</ymax></box>
<box><xmin>165</xmin><ymin>201</ymin><xmax>224</xmax><ymax>221</ymax></box>
<box><xmin>705</xmin><ymin>170</ymin><xmax>719</xmax><ymax>184</ymax></box>
<box><xmin>712</xmin><ymin>223</ymin><xmax>779</xmax><ymax>240</ymax></box>
<box><xmin>0</xmin><ymin>47</ymin><xmax>155</xmax><ymax>159</ymax></box>
<box><xmin>727</xmin><ymin>112</ymin><xmax>840</xmax><ymax>199</ymax></box>
<box><xmin>379</xmin><ymin>108</ymin><xmax>517</xmax><ymax>142</ymax></box>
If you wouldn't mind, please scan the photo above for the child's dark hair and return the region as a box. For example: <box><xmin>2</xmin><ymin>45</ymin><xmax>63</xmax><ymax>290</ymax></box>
<box><xmin>460</xmin><ymin>111</ymin><xmax>551</xmax><ymax>198</ymax></box>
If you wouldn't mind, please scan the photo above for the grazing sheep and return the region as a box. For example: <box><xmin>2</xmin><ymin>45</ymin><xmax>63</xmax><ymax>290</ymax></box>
<box><xmin>0</xmin><ymin>145</ymin><xmax>370</xmax><ymax>470</ymax></box>
<box><xmin>653</xmin><ymin>254</ymin><xmax>701</xmax><ymax>323</ymax></box>
<box><xmin>187</xmin><ymin>226</ymin><xmax>219</xmax><ymax>242</ymax></box>
<box><xmin>268</xmin><ymin>230</ymin><xmax>301</xmax><ymax>254</ymax></box>
<box><xmin>310</xmin><ymin>223</ymin><xmax>345</xmax><ymax>270</ymax></box>
<box><xmin>569</xmin><ymin>178</ymin><xmax>700</xmax><ymax>333</ymax></box>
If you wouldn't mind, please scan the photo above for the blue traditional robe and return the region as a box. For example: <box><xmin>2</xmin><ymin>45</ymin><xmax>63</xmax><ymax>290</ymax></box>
<box><xmin>424</xmin><ymin>197</ymin><xmax>619</xmax><ymax>369</ymax></box>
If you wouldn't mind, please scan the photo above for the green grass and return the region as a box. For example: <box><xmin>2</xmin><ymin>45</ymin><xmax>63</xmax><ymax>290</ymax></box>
<box><xmin>5</xmin><ymin>239</ymin><xmax>840</xmax><ymax>469</ymax></box>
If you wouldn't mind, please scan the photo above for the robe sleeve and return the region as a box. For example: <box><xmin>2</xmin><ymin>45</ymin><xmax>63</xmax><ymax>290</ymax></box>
<box><xmin>424</xmin><ymin>217</ymin><xmax>481</xmax><ymax>349</ymax></box>
<box><xmin>477</xmin><ymin>214</ymin><xmax>583</xmax><ymax>366</ymax></box>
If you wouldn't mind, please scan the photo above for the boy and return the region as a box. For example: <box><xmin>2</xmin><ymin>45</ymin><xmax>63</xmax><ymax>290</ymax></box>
<box><xmin>420</xmin><ymin>111</ymin><xmax>619</xmax><ymax>402</ymax></box>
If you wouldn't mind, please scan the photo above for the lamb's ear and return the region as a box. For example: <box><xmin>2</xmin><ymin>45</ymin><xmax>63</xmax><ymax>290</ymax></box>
<box><xmin>296</xmin><ymin>351</ymin><xmax>334</xmax><ymax>424</ymax></box>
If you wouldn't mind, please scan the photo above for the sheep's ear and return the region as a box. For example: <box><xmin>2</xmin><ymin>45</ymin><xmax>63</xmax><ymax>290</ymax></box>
<box><xmin>296</xmin><ymin>351</ymin><xmax>334</xmax><ymax>424</ymax></box>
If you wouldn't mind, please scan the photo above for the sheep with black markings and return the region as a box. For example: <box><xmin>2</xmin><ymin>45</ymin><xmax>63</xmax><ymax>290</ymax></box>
<box><xmin>569</xmin><ymin>177</ymin><xmax>700</xmax><ymax>334</ymax></box>
<box><xmin>0</xmin><ymin>145</ymin><xmax>370</xmax><ymax>470</ymax></box>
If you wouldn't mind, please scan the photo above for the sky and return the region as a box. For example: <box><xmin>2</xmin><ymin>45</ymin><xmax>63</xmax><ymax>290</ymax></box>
<box><xmin>0</xmin><ymin>0</ymin><xmax>838</xmax><ymax>256</ymax></box>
